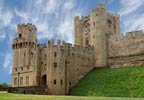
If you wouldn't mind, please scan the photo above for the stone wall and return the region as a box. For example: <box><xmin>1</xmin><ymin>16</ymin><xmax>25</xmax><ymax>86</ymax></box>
<box><xmin>38</xmin><ymin>40</ymin><xmax>95</xmax><ymax>95</ymax></box>
<box><xmin>8</xmin><ymin>86</ymin><xmax>48</xmax><ymax>95</ymax></box>
<box><xmin>108</xmin><ymin>30</ymin><xmax>144</xmax><ymax>67</ymax></box>
<box><xmin>109</xmin><ymin>53</ymin><xmax>144</xmax><ymax>67</ymax></box>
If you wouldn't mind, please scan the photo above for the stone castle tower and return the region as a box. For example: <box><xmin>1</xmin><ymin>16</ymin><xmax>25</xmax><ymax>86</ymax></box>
<box><xmin>10</xmin><ymin>3</ymin><xmax>144</xmax><ymax>95</ymax></box>
<box><xmin>75</xmin><ymin>3</ymin><xmax>120</xmax><ymax>67</ymax></box>
<box><xmin>11</xmin><ymin>23</ymin><xmax>39</xmax><ymax>87</ymax></box>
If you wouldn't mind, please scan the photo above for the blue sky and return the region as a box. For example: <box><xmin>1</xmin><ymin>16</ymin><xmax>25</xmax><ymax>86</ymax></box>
<box><xmin>0</xmin><ymin>0</ymin><xmax>144</xmax><ymax>84</ymax></box>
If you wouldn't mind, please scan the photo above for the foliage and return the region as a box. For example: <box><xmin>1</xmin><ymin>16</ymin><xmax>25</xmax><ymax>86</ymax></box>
<box><xmin>70</xmin><ymin>66</ymin><xmax>144</xmax><ymax>98</ymax></box>
<box><xmin>0</xmin><ymin>82</ymin><xmax>9</xmax><ymax>88</ymax></box>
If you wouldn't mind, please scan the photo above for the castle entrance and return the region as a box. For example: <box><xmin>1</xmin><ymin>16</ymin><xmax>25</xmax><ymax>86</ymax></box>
<box><xmin>42</xmin><ymin>75</ymin><xmax>47</xmax><ymax>86</ymax></box>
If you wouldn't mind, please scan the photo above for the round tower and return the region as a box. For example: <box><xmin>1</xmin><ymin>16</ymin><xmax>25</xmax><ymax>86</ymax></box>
<box><xmin>90</xmin><ymin>3</ymin><xmax>108</xmax><ymax>67</ymax></box>
<box><xmin>17</xmin><ymin>23</ymin><xmax>37</xmax><ymax>42</ymax></box>
<box><xmin>11</xmin><ymin>23</ymin><xmax>38</xmax><ymax>87</ymax></box>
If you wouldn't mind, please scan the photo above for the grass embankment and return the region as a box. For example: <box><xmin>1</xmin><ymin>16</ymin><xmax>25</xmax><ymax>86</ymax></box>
<box><xmin>0</xmin><ymin>93</ymin><xmax>143</xmax><ymax>100</ymax></box>
<box><xmin>70</xmin><ymin>66</ymin><xmax>144</xmax><ymax>97</ymax></box>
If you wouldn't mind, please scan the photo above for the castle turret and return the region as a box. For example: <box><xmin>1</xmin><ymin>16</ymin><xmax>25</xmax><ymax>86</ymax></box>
<box><xmin>90</xmin><ymin>3</ymin><xmax>108</xmax><ymax>67</ymax></box>
<box><xmin>17</xmin><ymin>23</ymin><xmax>37</xmax><ymax>42</ymax></box>
<box><xmin>74</xmin><ymin>16</ymin><xmax>83</xmax><ymax>46</ymax></box>
<box><xmin>11</xmin><ymin>23</ymin><xmax>38</xmax><ymax>87</ymax></box>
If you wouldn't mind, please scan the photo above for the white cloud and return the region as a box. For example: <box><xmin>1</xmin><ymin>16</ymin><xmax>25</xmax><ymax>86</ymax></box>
<box><xmin>0</xmin><ymin>33</ymin><xmax>6</xmax><ymax>40</ymax></box>
<box><xmin>119</xmin><ymin>0</ymin><xmax>143</xmax><ymax>16</ymax></box>
<box><xmin>63</xmin><ymin>0</ymin><xmax>75</xmax><ymax>11</ymax></box>
<box><xmin>0</xmin><ymin>10</ymin><xmax>13</xmax><ymax>27</ymax></box>
<box><xmin>4</xmin><ymin>11</ymin><xmax>13</xmax><ymax>26</ymax></box>
<box><xmin>34</xmin><ymin>0</ymin><xmax>43</xmax><ymax>5</ymax></box>
<box><xmin>44</xmin><ymin>0</ymin><xmax>59</xmax><ymax>14</ymax></box>
<box><xmin>36</xmin><ymin>22</ymin><xmax>54</xmax><ymax>40</ymax></box>
<box><xmin>107</xmin><ymin>0</ymin><xmax>114</xmax><ymax>5</ymax></box>
<box><xmin>119</xmin><ymin>0</ymin><xmax>144</xmax><ymax>32</ymax></box>
<box><xmin>15</xmin><ymin>9</ymin><xmax>29</xmax><ymax>22</ymax></box>
<box><xmin>0</xmin><ymin>0</ymin><xmax>3</xmax><ymax>8</ymax></box>
<box><xmin>13</xmin><ymin>0</ymin><xmax>81</xmax><ymax>43</ymax></box>
<box><xmin>57</xmin><ymin>18</ymin><xmax>74</xmax><ymax>43</ymax></box>
<box><xmin>123</xmin><ymin>14</ymin><xmax>144</xmax><ymax>32</ymax></box>
<box><xmin>0</xmin><ymin>0</ymin><xmax>14</xmax><ymax>27</ymax></box>
<box><xmin>3</xmin><ymin>52</ymin><xmax>13</xmax><ymax>74</ymax></box>
<box><xmin>56</xmin><ymin>11</ymin><xmax>81</xmax><ymax>43</ymax></box>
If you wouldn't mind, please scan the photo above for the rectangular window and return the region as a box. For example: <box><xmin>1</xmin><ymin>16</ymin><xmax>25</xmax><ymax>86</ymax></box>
<box><xmin>44</xmin><ymin>64</ymin><xmax>47</xmax><ymax>70</ymax></box>
<box><xmin>93</xmin><ymin>22</ymin><xmax>95</xmax><ymax>25</ymax></box>
<box><xmin>21</xmin><ymin>67</ymin><xmax>23</xmax><ymax>71</ymax></box>
<box><xmin>54</xmin><ymin>62</ymin><xmax>57</xmax><ymax>68</ymax></box>
<box><xmin>86</xmin><ymin>39</ymin><xmax>89</xmax><ymax>46</ymax></box>
<box><xmin>20</xmin><ymin>77</ymin><xmax>23</xmax><ymax>85</ymax></box>
<box><xmin>69</xmin><ymin>82</ymin><xmax>71</xmax><ymax>86</ymax></box>
<box><xmin>15</xmin><ymin>68</ymin><xmax>17</xmax><ymax>72</ymax></box>
<box><xmin>44</xmin><ymin>55</ymin><xmax>47</xmax><ymax>60</ymax></box>
<box><xmin>27</xmin><ymin>66</ymin><xmax>29</xmax><ymax>70</ymax></box>
<box><xmin>19</xmin><ymin>34</ymin><xmax>22</xmax><ymax>38</ymax></box>
<box><xmin>14</xmin><ymin>78</ymin><xmax>17</xmax><ymax>85</ymax></box>
<box><xmin>26</xmin><ymin>76</ymin><xmax>29</xmax><ymax>85</ymax></box>
<box><xmin>114</xmin><ymin>25</ymin><xmax>116</xmax><ymax>29</ymax></box>
<box><xmin>61</xmin><ymin>80</ymin><xmax>63</xmax><ymax>85</ymax></box>
<box><xmin>54</xmin><ymin>52</ymin><xmax>57</xmax><ymax>57</ymax></box>
<box><xmin>54</xmin><ymin>80</ymin><xmax>56</xmax><ymax>84</ymax></box>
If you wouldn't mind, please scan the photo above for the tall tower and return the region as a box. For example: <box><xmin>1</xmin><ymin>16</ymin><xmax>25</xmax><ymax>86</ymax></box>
<box><xmin>11</xmin><ymin>23</ymin><xmax>39</xmax><ymax>87</ymax></box>
<box><xmin>90</xmin><ymin>3</ymin><xmax>108</xmax><ymax>67</ymax></box>
<box><xmin>74</xmin><ymin>16</ymin><xmax>83</xmax><ymax>46</ymax></box>
<box><xmin>74</xmin><ymin>16</ymin><xmax>90</xmax><ymax>47</ymax></box>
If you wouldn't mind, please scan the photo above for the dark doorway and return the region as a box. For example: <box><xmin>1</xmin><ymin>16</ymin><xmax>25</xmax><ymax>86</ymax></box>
<box><xmin>42</xmin><ymin>75</ymin><xmax>47</xmax><ymax>86</ymax></box>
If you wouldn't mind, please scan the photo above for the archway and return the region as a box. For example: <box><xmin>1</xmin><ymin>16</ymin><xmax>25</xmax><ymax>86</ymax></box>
<box><xmin>42</xmin><ymin>75</ymin><xmax>47</xmax><ymax>86</ymax></box>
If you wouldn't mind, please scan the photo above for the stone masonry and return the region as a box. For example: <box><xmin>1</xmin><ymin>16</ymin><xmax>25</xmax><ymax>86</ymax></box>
<box><xmin>10</xmin><ymin>3</ymin><xmax>144</xmax><ymax>95</ymax></box>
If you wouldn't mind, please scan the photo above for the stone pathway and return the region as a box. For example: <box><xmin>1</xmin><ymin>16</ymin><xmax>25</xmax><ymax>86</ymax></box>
<box><xmin>0</xmin><ymin>91</ymin><xmax>7</xmax><ymax>93</ymax></box>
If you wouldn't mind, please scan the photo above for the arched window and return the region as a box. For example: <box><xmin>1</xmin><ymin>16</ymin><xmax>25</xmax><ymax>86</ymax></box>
<box><xmin>19</xmin><ymin>34</ymin><xmax>22</xmax><ymax>38</ymax></box>
<box><xmin>26</xmin><ymin>76</ymin><xmax>29</xmax><ymax>85</ymax></box>
<box><xmin>42</xmin><ymin>75</ymin><xmax>47</xmax><ymax>86</ymax></box>
<box><xmin>54</xmin><ymin>80</ymin><xmax>56</xmax><ymax>84</ymax></box>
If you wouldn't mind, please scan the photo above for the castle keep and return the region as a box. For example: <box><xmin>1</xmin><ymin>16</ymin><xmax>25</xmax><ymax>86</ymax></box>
<box><xmin>10</xmin><ymin>3</ymin><xmax>144</xmax><ymax>95</ymax></box>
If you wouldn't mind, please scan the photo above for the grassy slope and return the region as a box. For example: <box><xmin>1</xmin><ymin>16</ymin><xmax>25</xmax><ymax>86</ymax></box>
<box><xmin>0</xmin><ymin>93</ymin><xmax>143</xmax><ymax>100</ymax></box>
<box><xmin>70</xmin><ymin>66</ymin><xmax>144</xmax><ymax>97</ymax></box>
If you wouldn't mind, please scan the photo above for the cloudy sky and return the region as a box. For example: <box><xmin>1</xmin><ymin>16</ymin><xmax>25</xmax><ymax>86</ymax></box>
<box><xmin>0</xmin><ymin>0</ymin><xmax>144</xmax><ymax>84</ymax></box>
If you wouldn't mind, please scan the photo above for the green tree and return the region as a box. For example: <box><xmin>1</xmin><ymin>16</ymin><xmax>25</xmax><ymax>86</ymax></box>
<box><xmin>0</xmin><ymin>82</ymin><xmax>9</xmax><ymax>88</ymax></box>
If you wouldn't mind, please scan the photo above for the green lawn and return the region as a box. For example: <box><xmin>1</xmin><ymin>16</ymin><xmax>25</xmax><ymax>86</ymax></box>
<box><xmin>70</xmin><ymin>66</ymin><xmax>144</xmax><ymax>97</ymax></box>
<box><xmin>0</xmin><ymin>93</ymin><xmax>143</xmax><ymax>100</ymax></box>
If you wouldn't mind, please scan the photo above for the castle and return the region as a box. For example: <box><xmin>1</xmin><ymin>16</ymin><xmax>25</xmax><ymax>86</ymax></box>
<box><xmin>9</xmin><ymin>3</ymin><xmax>144</xmax><ymax>95</ymax></box>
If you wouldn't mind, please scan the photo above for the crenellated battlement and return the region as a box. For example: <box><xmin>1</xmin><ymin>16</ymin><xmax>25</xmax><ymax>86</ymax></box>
<box><xmin>18</xmin><ymin>23</ymin><xmax>37</xmax><ymax>31</ymax></box>
<box><xmin>38</xmin><ymin>40</ymin><xmax>94</xmax><ymax>53</ymax></box>
<box><xmin>123</xmin><ymin>30</ymin><xmax>144</xmax><ymax>39</ymax></box>
<box><xmin>107</xmin><ymin>12</ymin><xmax>119</xmax><ymax>19</ymax></box>
<box><xmin>91</xmin><ymin>3</ymin><xmax>106</xmax><ymax>13</ymax></box>
<box><xmin>17</xmin><ymin>23</ymin><xmax>37</xmax><ymax>43</ymax></box>
<box><xmin>75</xmin><ymin>15</ymin><xmax>89</xmax><ymax>22</ymax></box>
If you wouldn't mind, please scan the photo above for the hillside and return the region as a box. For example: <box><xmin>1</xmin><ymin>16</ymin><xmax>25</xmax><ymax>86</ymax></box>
<box><xmin>70</xmin><ymin>66</ymin><xmax>144</xmax><ymax>97</ymax></box>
